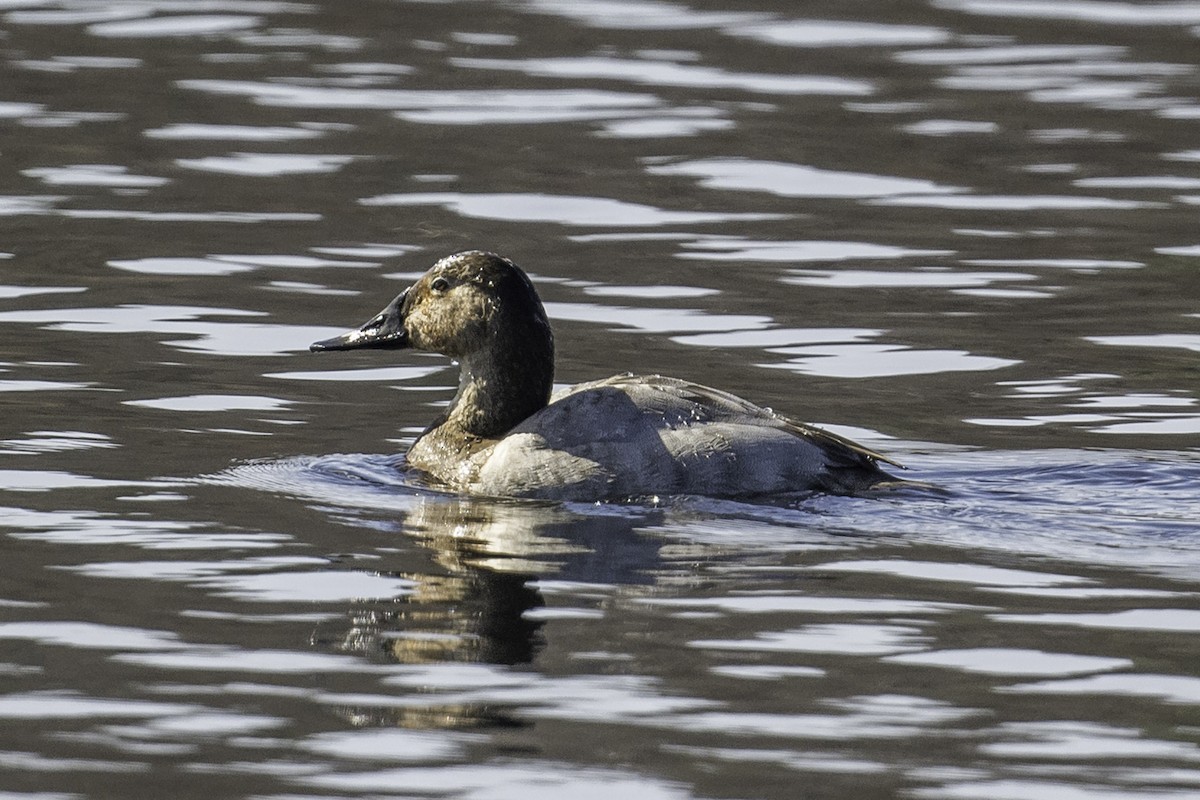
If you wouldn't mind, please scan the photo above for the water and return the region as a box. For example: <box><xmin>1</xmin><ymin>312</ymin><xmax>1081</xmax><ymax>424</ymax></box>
<box><xmin>2</xmin><ymin>1</ymin><xmax>1199</xmax><ymax>797</ymax></box>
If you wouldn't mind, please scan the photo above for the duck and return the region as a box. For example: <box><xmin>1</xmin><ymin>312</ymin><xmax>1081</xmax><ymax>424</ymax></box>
<box><xmin>310</xmin><ymin>250</ymin><xmax>902</xmax><ymax>501</ymax></box>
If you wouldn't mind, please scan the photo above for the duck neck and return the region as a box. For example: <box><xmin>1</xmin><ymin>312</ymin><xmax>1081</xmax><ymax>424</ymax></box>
<box><xmin>442</xmin><ymin>335</ymin><xmax>554</xmax><ymax>439</ymax></box>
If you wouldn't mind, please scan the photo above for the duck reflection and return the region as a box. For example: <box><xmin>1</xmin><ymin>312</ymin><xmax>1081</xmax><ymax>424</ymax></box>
<box><xmin>327</xmin><ymin>493</ymin><xmax>662</xmax><ymax>669</ymax></box>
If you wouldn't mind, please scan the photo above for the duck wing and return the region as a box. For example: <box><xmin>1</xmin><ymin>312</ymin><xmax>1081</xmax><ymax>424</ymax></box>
<box><xmin>472</xmin><ymin>373</ymin><xmax>901</xmax><ymax>499</ymax></box>
<box><xmin>559</xmin><ymin>373</ymin><xmax>902</xmax><ymax>470</ymax></box>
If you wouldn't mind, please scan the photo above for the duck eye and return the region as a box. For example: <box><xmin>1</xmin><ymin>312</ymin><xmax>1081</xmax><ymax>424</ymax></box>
<box><xmin>430</xmin><ymin>277</ymin><xmax>450</xmax><ymax>293</ymax></box>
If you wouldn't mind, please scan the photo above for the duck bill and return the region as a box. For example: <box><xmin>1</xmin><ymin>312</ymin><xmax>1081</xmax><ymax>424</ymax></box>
<box><xmin>310</xmin><ymin>288</ymin><xmax>411</xmax><ymax>352</ymax></box>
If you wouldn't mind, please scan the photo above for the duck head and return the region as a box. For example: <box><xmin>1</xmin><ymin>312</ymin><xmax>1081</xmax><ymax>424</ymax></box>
<box><xmin>311</xmin><ymin>251</ymin><xmax>553</xmax><ymax>359</ymax></box>
<box><xmin>310</xmin><ymin>251</ymin><xmax>556</xmax><ymax>435</ymax></box>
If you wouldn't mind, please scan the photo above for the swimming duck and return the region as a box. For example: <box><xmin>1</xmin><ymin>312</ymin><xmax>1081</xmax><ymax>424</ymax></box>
<box><xmin>310</xmin><ymin>250</ymin><xmax>900</xmax><ymax>500</ymax></box>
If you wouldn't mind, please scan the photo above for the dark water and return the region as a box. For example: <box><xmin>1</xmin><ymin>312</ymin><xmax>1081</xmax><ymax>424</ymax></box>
<box><xmin>2</xmin><ymin>1</ymin><xmax>1200</xmax><ymax>798</ymax></box>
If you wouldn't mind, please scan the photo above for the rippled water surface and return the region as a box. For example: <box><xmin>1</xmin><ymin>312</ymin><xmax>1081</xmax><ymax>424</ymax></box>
<box><xmin>2</xmin><ymin>1</ymin><xmax>1200</xmax><ymax>798</ymax></box>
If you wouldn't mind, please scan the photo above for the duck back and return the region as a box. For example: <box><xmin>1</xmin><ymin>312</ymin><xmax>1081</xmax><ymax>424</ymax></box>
<box><xmin>457</xmin><ymin>374</ymin><xmax>896</xmax><ymax>500</ymax></box>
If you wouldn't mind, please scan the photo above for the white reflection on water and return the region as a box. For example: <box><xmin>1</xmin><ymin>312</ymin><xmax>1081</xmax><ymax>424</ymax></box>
<box><xmin>910</xmin><ymin>776</ymin><xmax>1200</xmax><ymax>800</ymax></box>
<box><xmin>932</xmin><ymin>62</ymin><xmax>1182</xmax><ymax>100</ymax></box>
<box><xmin>982</xmin><ymin>720</ymin><xmax>1200</xmax><ymax>760</ymax></box>
<box><xmin>581</xmin><ymin>284</ymin><xmax>718</xmax><ymax>299</ymax></box>
<box><xmin>361</xmin><ymin>191</ymin><xmax>783</xmax><ymax>226</ymax></box>
<box><xmin>0</xmin><ymin>379</ymin><xmax>92</xmax><ymax>392</ymax></box>
<box><xmin>114</xmin><ymin>648</ymin><xmax>388</xmax><ymax>675</ymax></box>
<box><xmin>963</xmin><ymin>258</ymin><xmax>1143</xmax><ymax>271</ymax></box>
<box><xmin>88</xmin><ymin>14</ymin><xmax>263</xmax><ymax>39</ymax></box>
<box><xmin>994</xmin><ymin>608</ymin><xmax>1200</xmax><ymax>632</ymax></box>
<box><xmin>1028</xmin><ymin>80</ymin><xmax>1168</xmax><ymax>109</ymax></box>
<box><xmin>372</xmin><ymin>671</ymin><xmax>717</xmax><ymax>721</ymax></box>
<box><xmin>0</xmin><ymin>430</ymin><xmax>116</xmax><ymax>455</ymax></box>
<box><xmin>266</xmin><ymin>365</ymin><xmax>443</xmax><ymax>382</ymax></box>
<box><xmin>4</xmin><ymin>6</ymin><xmax>148</xmax><ymax>26</ymax></box>
<box><xmin>300</xmin><ymin>727</ymin><xmax>475</xmax><ymax>762</ymax></box>
<box><xmin>0</xmin><ymin>195</ymin><xmax>67</xmax><ymax>215</ymax></box>
<box><xmin>1</xmin><ymin>508</ymin><xmax>289</xmax><ymax>550</ymax></box>
<box><xmin>647</xmin><ymin>157</ymin><xmax>962</xmax><ymax>198</ymax></box>
<box><xmin>451</xmin><ymin>55</ymin><xmax>873</xmax><ymax>96</ymax></box>
<box><xmin>666</xmin><ymin>743</ymin><xmax>886</xmax><ymax>775</ymax></box>
<box><xmin>60</xmin><ymin>209</ymin><xmax>322</xmax><ymax>223</ymax></box>
<box><xmin>972</xmin><ymin>375</ymin><xmax>1200</xmax><ymax>434</ymax></box>
<box><xmin>16</xmin><ymin>54</ymin><xmax>137</xmax><ymax>73</ymax></box>
<box><xmin>1158</xmin><ymin>244</ymin><xmax>1200</xmax><ymax>256</ymax></box>
<box><xmin>519</xmin><ymin>0</ymin><xmax>767</xmax><ymax>30</ymax></box>
<box><xmin>727</xmin><ymin>19</ymin><xmax>950</xmax><ymax>48</ymax></box>
<box><xmin>814</xmin><ymin>559</ymin><xmax>1092</xmax><ymax>587</ymax></box>
<box><xmin>595</xmin><ymin>109</ymin><xmax>735</xmax><ymax>138</ymax></box>
<box><xmin>180</xmin><ymin>78</ymin><xmax>661</xmax><ymax>118</ymax></box>
<box><xmin>871</xmin><ymin>194</ymin><xmax>1158</xmax><ymax>210</ymax></box>
<box><xmin>0</xmin><ymin>470</ymin><xmax>159</xmax><ymax>492</ymax></box>
<box><xmin>383</xmin><ymin>662</ymin><xmax>547</xmax><ymax>691</ymax></box>
<box><xmin>934</xmin><ymin>0</ymin><xmax>1200</xmax><ymax>25</ymax></box>
<box><xmin>301</xmin><ymin>760</ymin><xmax>704</xmax><ymax>798</ymax></box>
<box><xmin>123</xmin><ymin>394</ymin><xmax>294</xmax><ymax>413</ymax></box>
<box><xmin>143</xmin><ymin>123</ymin><xmax>328</xmax><ymax>141</ymax></box>
<box><xmin>896</xmin><ymin>44</ymin><xmax>1127</xmax><ymax>65</ymax></box>
<box><xmin>108</xmin><ymin>254</ymin><xmax>376</xmax><ymax>275</ymax></box>
<box><xmin>175</xmin><ymin>153</ymin><xmax>356</xmax><ymax>176</ymax></box>
<box><xmin>0</xmin><ymin>304</ymin><xmax>336</xmax><ymax>356</ymax></box>
<box><xmin>764</xmin><ymin>344</ymin><xmax>1019</xmax><ymax>379</ymax></box>
<box><xmin>903</xmin><ymin>119</ymin><xmax>998</xmax><ymax>136</ymax></box>
<box><xmin>665</xmin><ymin>695</ymin><xmax>979</xmax><ymax>740</ymax></box>
<box><xmin>211</xmin><ymin>253</ymin><xmax>376</xmax><ymax>268</ymax></box>
<box><xmin>0</xmin><ymin>750</ymin><xmax>147</xmax><ymax>774</ymax></box>
<box><xmin>0</xmin><ymin>101</ymin><xmax>44</xmax><ymax>117</ymax></box>
<box><xmin>672</xmin><ymin>328</ymin><xmax>883</xmax><ymax>348</ymax></box>
<box><xmin>403</xmin><ymin>106</ymin><xmax>688</xmax><ymax>127</ymax></box>
<box><xmin>198</xmin><ymin>570</ymin><xmax>418</xmax><ymax>603</ymax></box>
<box><xmin>108</xmin><ymin>257</ymin><xmax>255</xmax><ymax>276</ymax></box>
<box><xmin>314</xmin><ymin>244</ymin><xmax>421</xmax><ymax>258</ymax></box>
<box><xmin>953</xmin><ymin>288</ymin><xmax>1055</xmax><ymax>299</ymax></box>
<box><xmin>64</xmin><ymin>556</ymin><xmax>325</xmax><ymax>581</ymax></box>
<box><xmin>707</xmin><ymin>665</ymin><xmax>826</xmax><ymax>680</ymax></box>
<box><xmin>451</xmin><ymin>31</ymin><xmax>518</xmax><ymax>46</ymax></box>
<box><xmin>0</xmin><ymin>692</ymin><xmax>195</xmax><ymax>720</ymax></box>
<box><xmin>1024</xmin><ymin>163</ymin><xmax>1081</xmax><ymax>176</ymax></box>
<box><xmin>120</xmin><ymin>492</ymin><xmax>189</xmax><ymax>502</ymax></box>
<box><xmin>642</xmin><ymin>595</ymin><xmax>972</xmax><ymax>615</ymax></box>
<box><xmin>1004</xmin><ymin>673</ymin><xmax>1200</xmax><ymax>705</ymax></box>
<box><xmin>1091</xmin><ymin>416</ymin><xmax>1200</xmax><ymax>435</ymax></box>
<box><xmin>1165</xmin><ymin>149</ymin><xmax>1200</xmax><ymax>161</ymax></box>
<box><xmin>676</xmin><ymin>237</ymin><xmax>951</xmax><ymax>262</ymax></box>
<box><xmin>138</xmin><ymin>710</ymin><xmax>288</xmax><ymax>735</ymax></box>
<box><xmin>785</xmin><ymin>269</ymin><xmax>1032</xmax><ymax>289</ymax></box>
<box><xmin>22</xmin><ymin>164</ymin><xmax>169</xmax><ymax>188</ymax></box>
<box><xmin>0</xmin><ymin>285</ymin><xmax>84</xmax><ymax>298</ymax></box>
<box><xmin>1076</xmin><ymin>393</ymin><xmax>1193</xmax><ymax>409</ymax></box>
<box><xmin>885</xmin><ymin>648</ymin><xmax>1131</xmax><ymax>676</ymax></box>
<box><xmin>0</xmin><ymin>621</ymin><xmax>183</xmax><ymax>651</ymax></box>
<box><xmin>1087</xmin><ymin>334</ymin><xmax>1200</xmax><ymax>353</ymax></box>
<box><xmin>1079</xmin><ymin>176</ymin><xmax>1200</xmax><ymax>190</ymax></box>
<box><xmin>693</xmin><ymin>623</ymin><xmax>930</xmax><ymax>655</ymax></box>
<box><xmin>967</xmin><ymin>411</ymin><xmax>1200</xmax><ymax>435</ymax></box>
